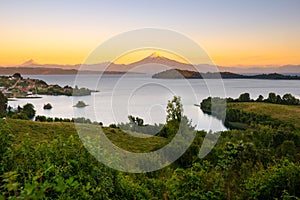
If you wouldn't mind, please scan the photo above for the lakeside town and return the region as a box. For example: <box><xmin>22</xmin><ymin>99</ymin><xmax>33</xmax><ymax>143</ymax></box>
<box><xmin>0</xmin><ymin>73</ymin><xmax>95</xmax><ymax>98</ymax></box>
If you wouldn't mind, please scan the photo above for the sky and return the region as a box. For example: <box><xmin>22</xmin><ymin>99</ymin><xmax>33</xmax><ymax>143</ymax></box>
<box><xmin>0</xmin><ymin>0</ymin><xmax>300</xmax><ymax>66</ymax></box>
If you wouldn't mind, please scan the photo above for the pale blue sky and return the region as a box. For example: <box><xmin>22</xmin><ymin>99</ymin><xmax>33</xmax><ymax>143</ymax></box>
<box><xmin>1</xmin><ymin>0</ymin><xmax>300</xmax><ymax>66</ymax></box>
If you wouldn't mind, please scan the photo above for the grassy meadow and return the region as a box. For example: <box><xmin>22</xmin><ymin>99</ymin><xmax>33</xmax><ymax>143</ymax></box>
<box><xmin>228</xmin><ymin>102</ymin><xmax>300</xmax><ymax>128</ymax></box>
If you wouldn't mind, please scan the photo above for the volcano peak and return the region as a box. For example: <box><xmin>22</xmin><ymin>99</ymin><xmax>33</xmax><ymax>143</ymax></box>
<box><xmin>148</xmin><ymin>51</ymin><xmax>163</xmax><ymax>58</ymax></box>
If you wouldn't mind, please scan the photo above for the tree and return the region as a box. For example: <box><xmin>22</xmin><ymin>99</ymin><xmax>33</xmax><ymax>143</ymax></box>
<box><xmin>238</xmin><ymin>93</ymin><xmax>251</xmax><ymax>102</ymax></box>
<box><xmin>128</xmin><ymin>115</ymin><xmax>144</xmax><ymax>126</ymax></box>
<box><xmin>7</xmin><ymin>106</ymin><xmax>13</xmax><ymax>115</ymax></box>
<box><xmin>166</xmin><ymin>96</ymin><xmax>183</xmax><ymax>123</ymax></box>
<box><xmin>12</xmin><ymin>73</ymin><xmax>22</xmax><ymax>79</ymax></box>
<box><xmin>158</xmin><ymin>96</ymin><xmax>186</xmax><ymax>138</ymax></box>
<box><xmin>0</xmin><ymin>91</ymin><xmax>7</xmax><ymax>117</ymax></box>
<box><xmin>35</xmin><ymin>115</ymin><xmax>47</xmax><ymax>122</ymax></box>
<box><xmin>282</xmin><ymin>93</ymin><xmax>299</xmax><ymax>105</ymax></box>
<box><xmin>267</xmin><ymin>92</ymin><xmax>277</xmax><ymax>103</ymax></box>
<box><xmin>17</xmin><ymin>105</ymin><xmax>22</xmax><ymax>113</ymax></box>
<box><xmin>22</xmin><ymin>103</ymin><xmax>36</xmax><ymax>119</ymax></box>
<box><xmin>276</xmin><ymin>95</ymin><xmax>282</xmax><ymax>104</ymax></box>
<box><xmin>256</xmin><ymin>95</ymin><xmax>264</xmax><ymax>102</ymax></box>
<box><xmin>278</xmin><ymin>140</ymin><xmax>296</xmax><ymax>158</ymax></box>
<box><xmin>128</xmin><ymin>115</ymin><xmax>136</xmax><ymax>124</ymax></box>
<box><xmin>136</xmin><ymin>117</ymin><xmax>144</xmax><ymax>126</ymax></box>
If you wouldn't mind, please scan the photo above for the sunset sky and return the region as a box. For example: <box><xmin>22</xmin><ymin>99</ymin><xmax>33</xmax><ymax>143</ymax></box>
<box><xmin>1</xmin><ymin>0</ymin><xmax>300</xmax><ymax>66</ymax></box>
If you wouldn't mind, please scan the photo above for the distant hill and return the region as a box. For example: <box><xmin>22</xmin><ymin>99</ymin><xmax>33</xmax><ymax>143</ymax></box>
<box><xmin>216</xmin><ymin>64</ymin><xmax>300</xmax><ymax>75</ymax></box>
<box><xmin>0</xmin><ymin>67</ymin><xmax>128</xmax><ymax>75</ymax></box>
<box><xmin>152</xmin><ymin>69</ymin><xmax>300</xmax><ymax>80</ymax></box>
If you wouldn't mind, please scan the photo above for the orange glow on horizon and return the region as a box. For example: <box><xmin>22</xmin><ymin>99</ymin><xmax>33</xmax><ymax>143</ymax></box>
<box><xmin>0</xmin><ymin>45</ymin><xmax>299</xmax><ymax>67</ymax></box>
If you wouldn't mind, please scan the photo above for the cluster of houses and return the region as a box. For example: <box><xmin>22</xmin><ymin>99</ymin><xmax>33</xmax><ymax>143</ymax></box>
<box><xmin>1</xmin><ymin>73</ymin><xmax>91</xmax><ymax>98</ymax></box>
<box><xmin>0</xmin><ymin>86</ymin><xmax>13</xmax><ymax>96</ymax></box>
<box><xmin>0</xmin><ymin>73</ymin><xmax>37</xmax><ymax>98</ymax></box>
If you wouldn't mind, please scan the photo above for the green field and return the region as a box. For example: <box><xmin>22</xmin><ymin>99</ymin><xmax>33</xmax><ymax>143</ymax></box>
<box><xmin>228</xmin><ymin>102</ymin><xmax>300</xmax><ymax>128</ymax></box>
<box><xmin>4</xmin><ymin>118</ymin><xmax>168</xmax><ymax>153</ymax></box>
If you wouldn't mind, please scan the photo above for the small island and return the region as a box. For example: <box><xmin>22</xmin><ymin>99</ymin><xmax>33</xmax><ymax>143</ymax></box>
<box><xmin>73</xmin><ymin>101</ymin><xmax>88</xmax><ymax>108</ymax></box>
<box><xmin>0</xmin><ymin>73</ymin><xmax>97</xmax><ymax>98</ymax></box>
<box><xmin>152</xmin><ymin>69</ymin><xmax>300</xmax><ymax>80</ymax></box>
<box><xmin>43</xmin><ymin>103</ymin><xmax>52</xmax><ymax>110</ymax></box>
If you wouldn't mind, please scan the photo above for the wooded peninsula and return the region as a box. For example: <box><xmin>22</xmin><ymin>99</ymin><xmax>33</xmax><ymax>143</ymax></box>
<box><xmin>153</xmin><ymin>69</ymin><xmax>300</xmax><ymax>79</ymax></box>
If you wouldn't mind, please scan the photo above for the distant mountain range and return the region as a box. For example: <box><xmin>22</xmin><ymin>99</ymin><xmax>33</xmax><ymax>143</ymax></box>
<box><xmin>0</xmin><ymin>52</ymin><xmax>300</xmax><ymax>75</ymax></box>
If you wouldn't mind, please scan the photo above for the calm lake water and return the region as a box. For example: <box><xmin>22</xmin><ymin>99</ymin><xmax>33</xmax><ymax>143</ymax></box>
<box><xmin>8</xmin><ymin>74</ymin><xmax>300</xmax><ymax>132</ymax></box>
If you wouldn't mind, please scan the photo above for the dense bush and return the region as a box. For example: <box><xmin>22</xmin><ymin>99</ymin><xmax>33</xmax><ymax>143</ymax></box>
<box><xmin>6</xmin><ymin>103</ymin><xmax>36</xmax><ymax>120</ymax></box>
<box><xmin>0</xmin><ymin>91</ymin><xmax>7</xmax><ymax>117</ymax></box>
<box><xmin>244</xmin><ymin>160</ymin><xmax>300</xmax><ymax>199</ymax></box>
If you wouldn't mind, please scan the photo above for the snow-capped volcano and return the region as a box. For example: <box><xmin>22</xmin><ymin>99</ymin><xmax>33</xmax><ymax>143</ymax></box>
<box><xmin>125</xmin><ymin>52</ymin><xmax>195</xmax><ymax>73</ymax></box>
<box><xmin>148</xmin><ymin>51</ymin><xmax>163</xmax><ymax>58</ymax></box>
<box><xmin>21</xmin><ymin>59</ymin><xmax>39</xmax><ymax>66</ymax></box>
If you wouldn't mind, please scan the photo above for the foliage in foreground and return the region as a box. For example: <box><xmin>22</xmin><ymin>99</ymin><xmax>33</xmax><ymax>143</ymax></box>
<box><xmin>1</xmin><ymin>95</ymin><xmax>300</xmax><ymax>199</ymax></box>
<box><xmin>1</xmin><ymin>116</ymin><xmax>300</xmax><ymax>199</ymax></box>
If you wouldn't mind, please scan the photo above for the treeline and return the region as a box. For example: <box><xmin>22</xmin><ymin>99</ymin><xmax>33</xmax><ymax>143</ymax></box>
<box><xmin>7</xmin><ymin>104</ymin><xmax>35</xmax><ymax>120</ymax></box>
<box><xmin>1</xmin><ymin>90</ymin><xmax>38</xmax><ymax>120</ymax></box>
<box><xmin>225</xmin><ymin>109</ymin><xmax>289</xmax><ymax>129</ymax></box>
<box><xmin>227</xmin><ymin>92</ymin><xmax>300</xmax><ymax>105</ymax></box>
<box><xmin>35</xmin><ymin>115</ymin><xmax>103</xmax><ymax>125</ymax></box>
<box><xmin>118</xmin><ymin>115</ymin><xmax>164</xmax><ymax>136</ymax></box>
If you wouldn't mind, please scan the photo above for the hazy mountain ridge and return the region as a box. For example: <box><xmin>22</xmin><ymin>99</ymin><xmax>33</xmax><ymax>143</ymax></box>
<box><xmin>1</xmin><ymin>53</ymin><xmax>300</xmax><ymax>75</ymax></box>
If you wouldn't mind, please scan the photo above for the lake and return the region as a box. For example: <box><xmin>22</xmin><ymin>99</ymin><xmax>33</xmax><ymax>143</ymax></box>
<box><xmin>8</xmin><ymin>74</ymin><xmax>300</xmax><ymax>132</ymax></box>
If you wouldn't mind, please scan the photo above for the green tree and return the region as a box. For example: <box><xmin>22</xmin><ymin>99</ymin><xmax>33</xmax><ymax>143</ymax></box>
<box><xmin>157</xmin><ymin>96</ymin><xmax>184</xmax><ymax>138</ymax></box>
<box><xmin>128</xmin><ymin>115</ymin><xmax>144</xmax><ymax>128</ymax></box>
<box><xmin>167</xmin><ymin>161</ymin><xmax>225</xmax><ymax>199</ymax></box>
<box><xmin>0</xmin><ymin>91</ymin><xmax>7</xmax><ymax>117</ymax></box>
<box><xmin>245</xmin><ymin>160</ymin><xmax>300</xmax><ymax>199</ymax></box>
<box><xmin>12</xmin><ymin>72</ymin><xmax>22</xmax><ymax>79</ymax></box>
<box><xmin>128</xmin><ymin>115</ymin><xmax>136</xmax><ymax>125</ymax></box>
<box><xmin>166</xmin><ymin>96</ymin><xmax>183</xmax><ymax>123</ymax></box>
<box><xmin>238</xmin><ymin>93</ymin><xmax>251</xmax><ymax>102</ymax></box>
<box><xmin>256</xmin><ymin>95</ymin><xmax>264</xmax><ymax>102</ymax></box>
<box><xmin>276</xmin><ymin>95</ymin><xmax>282</xmax><ymax>104</ymax></box>
<box><xmin>136</xmin><ymin>117</ymin><xmax>144</xmax><ymax>126</ymax></box>
<box><xmin>267</xmin><ymin>92</ymin><xmax>277</xmax><ymax>103</ymax></box>
<box><xmin>278</xmin><ymin>140</ymin><xmax>296</xmax><ymax>158</ymax></box>
<box><xmin>282</xmin><ymin>93</ymin><xmax>299</xmax><ymax>105</ymax></box>
<box><xmin>22</xmin><ymin>103</ymin><xmax>36</xmax><ymax>119</ymax></box>
<box><xmin>35</xmin><ymin>115</ymin><xmax>47</xmax><ymax>122</ymax></box>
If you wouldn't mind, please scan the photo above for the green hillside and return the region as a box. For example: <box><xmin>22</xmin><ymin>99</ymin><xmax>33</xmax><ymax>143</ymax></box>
<box><xmin>1</xmin><ymin>102</ymin><xmax>300</xmax><ymax>199</ymax></box>
<box><xmin>228</xmin><ymin>102</ymin><xmax>300</xmax><ymax>128</ymax></box>
<box><xmin>3</xmin><ymin>119</ymin><xmax>168</xmax><ymax>153</ymax></box>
